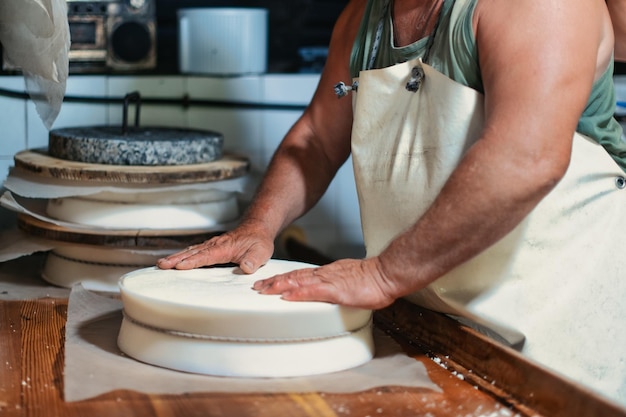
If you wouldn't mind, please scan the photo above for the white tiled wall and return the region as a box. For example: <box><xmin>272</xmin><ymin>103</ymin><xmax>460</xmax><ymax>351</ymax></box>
<box><xmin>0</xmin><ymin>76</ymin><xmax>26</xmax><ymax>179</ymax></box>
<box><xmin>0</xmin><ymin>73</ymin><xmax>364</xmax><ymax>259</ymax></box>
<box><xmin>107</xmin><ymin>76</ymin><xmax>187</xmax><ymax>127</ymax></box>
<box><xmin>26</xmin><ymin>76</ymin><xmax>109</xmax><ymax>149</ymax></box>
<box><xmin>186</xmin><ymin>76</ymin><xmax>264</xmax><ymax>172</ymax></box>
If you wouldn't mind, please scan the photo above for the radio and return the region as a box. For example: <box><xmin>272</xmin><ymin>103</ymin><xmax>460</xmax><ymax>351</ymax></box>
<box><xmin>67</xmin><ymin>0</ymin><xmax>156</xmax><ymax>72</ymax></box>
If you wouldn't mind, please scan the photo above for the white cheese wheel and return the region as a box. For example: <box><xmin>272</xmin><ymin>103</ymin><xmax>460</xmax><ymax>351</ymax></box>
<box><xmin>45</xmin><ymin>189</ymin><xmax>239</xmax><ymax>229</ymax></box>
<box><xmin>42</xmin><ymin>245</ymin><xmax>172</xmax><ymax>292</ymax></box>
<box><xmin>117</xmin><ymin>260</ymin><xmax>375</xmax><ymax>377</ymax></box>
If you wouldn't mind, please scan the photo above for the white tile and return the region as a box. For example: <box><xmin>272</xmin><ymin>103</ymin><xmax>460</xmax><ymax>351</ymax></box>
<box><xmin>0</xmin><ymin>75</ymin><xmax>26</xmax><ymax>99</ymax></box>
<box><xmin>66</xmin><ymin>75</ymin><xmax>108</xmax><ymax>96</ymax></box>
<box><xmin>0</xmin><ymin>157</ymin><xmax>13</xmax><ymax>185</ymax></box>
<box><xmin>187</xmin><ymin>76</ymin><xmax>262</xmax><ymax>101</ymax></box>
<box><xmin>292</xmin><ymin>162</ymin><xmax>364</xmax><ymax>256</ymax></box>
<box><xmin>260</xmin><ymin>110</ymin><xmax>302</xmax><ymax>167</ymax></box>
<box><xmin>0</xmin><ymin>76</ymin><xmax>27</xmax><ymax>156</ymax></box>
<box><xmin>262</xmin><ymin>74</ymin><xmax>320</xmax><ymax>104</ymax></box>
<box><xmin>107</xmin><ymin>76</ymin><xmax>186</xmax><ymax>97</ymax></box>
<box><xmin>185</xmin><ymin>76</ymin><xmax>263</xmax><ymax>155</ymax></box>
<box><xmin>107</xmin><ymin>76</ymin><xmax>186</xmax><ymax>127</ymax></box>
<box><xmin>0</xmin><ymin>76</ymin><xmax>24</xmax><ymax>89</ymax></box>
<box><xmin>258</xmin><ymin>75</ymin><xmax>316</xmax><ymax>175</ymax></box>
<box><xmin>184</xmin><ymin>79</ymin><xmax>263</xmax><ymax>194</ymax></box>
<box><xmin>188</xmin><ymin>108</ymin><xmax>262</xmax><ymax>154</ymax></box>
<box><xmin>244</xmin><ymin>150</ymin><xmax>266</xmax><ymax>179</ymax></box>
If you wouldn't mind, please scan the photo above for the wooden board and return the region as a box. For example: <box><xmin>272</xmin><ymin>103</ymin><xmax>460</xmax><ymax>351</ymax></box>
<box><xmin>0</xmin><ymin>298</ymin><xmax>531</xmax><ymax>417</ymax></box>
<box><xmin>2</xmin><ymin>296</ymin><xmax>625</xmax><ymax>417</ymax></box>
<box><xmin>13</xmin><ymin>149</ymin><xmax>249</xmax><ymax>184</ymax></box>
<box><xmin>17</xmin><ymin>214</ymin><xmax>224</xmax><ymax>248</ymax></box>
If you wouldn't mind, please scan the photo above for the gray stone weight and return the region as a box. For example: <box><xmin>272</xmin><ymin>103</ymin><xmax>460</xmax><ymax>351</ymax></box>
<box><xmin>48</xmin><ymin>126</ymin><xmax>224</xmax><ymax>166</ymax></box>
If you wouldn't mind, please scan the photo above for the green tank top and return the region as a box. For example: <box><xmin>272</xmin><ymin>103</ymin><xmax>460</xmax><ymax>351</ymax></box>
<box><xmin>349</xmin><ymin>0</ymin><xmax>626</xmax><ymax>171</ymax></box>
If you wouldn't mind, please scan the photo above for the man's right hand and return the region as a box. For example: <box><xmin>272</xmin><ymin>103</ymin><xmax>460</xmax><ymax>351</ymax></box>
<box><xmin>156</xmin><ymin>223</ymin><xmax>275</xmax><ymax>274</ymax></box>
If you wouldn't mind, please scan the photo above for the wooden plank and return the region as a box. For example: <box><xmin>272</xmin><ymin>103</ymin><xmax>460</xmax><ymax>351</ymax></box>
<box><xmin>19</xmin><ymin>300</ymin><xmax>67</xmax><ymax>417</ymax></box>
<box><xmin>13</xmin><ymin>149</ymin><xmax>249</xmax><ymax>184</ymax></box>
<box><xmin>0</xmin><ymin>302</ymin><xmax>23</xmax><ymax>415</ymax></box>
<box><xmin>375</xmin><ymin>299</ymin><xmax>626</xmax><ymax>417</ymax></box>
<box><xmin>17</xmin><ymin>214</ymin><xmax>224</xmax><ymax>248</ymax></box>
<box><xmin>0</xmin><ymin>298</ymin><xmax>537</xmax><ymax>417</ymax></box>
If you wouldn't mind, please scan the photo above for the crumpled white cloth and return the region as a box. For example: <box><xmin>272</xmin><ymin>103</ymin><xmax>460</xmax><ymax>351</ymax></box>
<box><xmin>0</xmin><ymin>0</ymin><xmax>70</xmax><ymax>129</ymax></box>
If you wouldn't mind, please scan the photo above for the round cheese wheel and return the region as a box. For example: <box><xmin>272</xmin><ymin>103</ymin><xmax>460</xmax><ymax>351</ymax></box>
<box><xmin>46</xmin><ymin>189</ymin><xmax>239</xmax><ymax>229</ymax></box>
<box><xmin>42</xmin><ymin>245</ymin><xmax>173</xmax><ymax>292</ymax></box>
<box><xmin>117</xmin><ymin>260</ymin><xmax>374</xmax><ymax>377</ymax></box>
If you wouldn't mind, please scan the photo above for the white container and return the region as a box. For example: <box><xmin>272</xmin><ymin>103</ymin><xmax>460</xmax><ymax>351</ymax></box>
<box><xmin>178</xmin><ymin>8</ymin><xmax>268</xmax><ymax>75</ymax></box>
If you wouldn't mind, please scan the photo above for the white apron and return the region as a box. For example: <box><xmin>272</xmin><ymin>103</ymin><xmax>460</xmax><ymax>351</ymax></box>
<box><xmin>350</xmin><ymin>58</ymin><xmax>626</xmax><ymax>402</ymax></box>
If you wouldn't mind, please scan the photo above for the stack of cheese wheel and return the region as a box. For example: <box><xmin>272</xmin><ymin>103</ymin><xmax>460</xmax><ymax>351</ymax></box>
<box><xmin>118</xmin><ymin>260</ymin><xmax>375</xmax><ymax>377</ymax></box>
<box><xmin>7</xmin><ymin>124</ymin><xmax>249</xmax><ymax>292</ymax></box>
<box><xmin>40</xmin><ymin>187</ymin><xmax>239</xmax><ymax>290</ymax></box>
<box><xmin>41</xmin><ymin>244</ymin><xmax>174</xmax><ymax>292</ymax></box>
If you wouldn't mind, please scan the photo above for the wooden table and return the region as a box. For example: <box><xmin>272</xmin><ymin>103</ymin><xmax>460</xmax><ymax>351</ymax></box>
<box><xmin>1</xmin><ymin>256</ymin><xmax>625</xmax><ymax>417</ymax></box>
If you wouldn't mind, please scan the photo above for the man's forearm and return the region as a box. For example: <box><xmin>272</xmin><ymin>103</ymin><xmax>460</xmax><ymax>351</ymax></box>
<box><xmin>377</xmin><ymin>137</ymin><xmax>566</xmax><ymax>298</ymax></box>
<box><xmin>241</xmin><ymin>124</ymin><xmax>341</xmax><ymax>240</ymax></box>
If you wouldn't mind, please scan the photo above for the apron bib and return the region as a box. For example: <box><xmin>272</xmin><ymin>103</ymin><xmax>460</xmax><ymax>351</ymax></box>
<box><xmin>350</xmin><ymin>58</ymin><xmax>626</xmax><ymax>400</ymax></box>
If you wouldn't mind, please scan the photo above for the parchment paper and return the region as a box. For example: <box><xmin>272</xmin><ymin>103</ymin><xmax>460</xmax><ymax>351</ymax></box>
<box><xmin>0</xmin><ymin>228</ymin><xmax>55</xmax><ymax>263</ymax></box>
<box><xmin>0</xmin><ymin>252</ymin><xmax>69</xmax><ymax>300</ymax></box>
<box><xmin>64</xmin><ymin>286</ymin><xmax>442</xmax><ymax>402</ymax></box>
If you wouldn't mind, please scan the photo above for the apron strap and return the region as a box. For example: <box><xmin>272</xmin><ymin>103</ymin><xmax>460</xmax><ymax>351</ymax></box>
<box><xmin>334</xmin><ymin>0</ymin><xmax>448</xmax><ymax>98</ymax></box>
<box><xmin>406</xmin><ymin>0</ymin><xmax>446</xmax><ymax>92</ymax></box>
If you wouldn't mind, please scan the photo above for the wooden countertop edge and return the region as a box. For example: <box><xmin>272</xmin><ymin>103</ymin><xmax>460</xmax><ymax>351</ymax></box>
<box><xmin>374</xmin><ymin>299</ymin><xmax>626</xmax><ymax>417</ymax></box>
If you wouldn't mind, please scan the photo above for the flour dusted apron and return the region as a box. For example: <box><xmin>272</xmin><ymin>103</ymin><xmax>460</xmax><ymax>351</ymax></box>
<box><xmin>350</xmin><ymin>58</ymin><xmax>626</xmax><ymax>401</ymax></box>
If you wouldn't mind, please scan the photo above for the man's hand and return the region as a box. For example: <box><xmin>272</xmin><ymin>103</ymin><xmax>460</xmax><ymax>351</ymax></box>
<box><xmin>252</xmin><ymin>257</ymin><xmax>399</xmax><ymax>310</ymax></box>
<box><xmin>156</xmin><ymin>223</ymin><xmax>274</xmax><ymax>274</ymax></box>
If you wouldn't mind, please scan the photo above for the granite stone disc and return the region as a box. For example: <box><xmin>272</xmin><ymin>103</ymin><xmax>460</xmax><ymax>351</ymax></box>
<box><xmin>49</xmin><ymin>126</ymin><xmax>224</xmax><ymax>166</ymax></box>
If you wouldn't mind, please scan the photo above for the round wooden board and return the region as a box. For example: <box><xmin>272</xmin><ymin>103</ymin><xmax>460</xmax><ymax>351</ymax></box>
<box><xmin>14</xmin><ymin>149</ymin><xmax>249</xmax><ymax>184</ymax></box>
<box><xmin>18</xmin><ymin>214</ymin><xmax>224</xmax><ymax>248</ymax></box>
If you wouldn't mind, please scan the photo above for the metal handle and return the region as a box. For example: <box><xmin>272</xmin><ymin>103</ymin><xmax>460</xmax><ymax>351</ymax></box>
<box><xmin>122</xmin><ymin>91</ymin><xmax>141</xmax><ymax>135</ymax></box>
